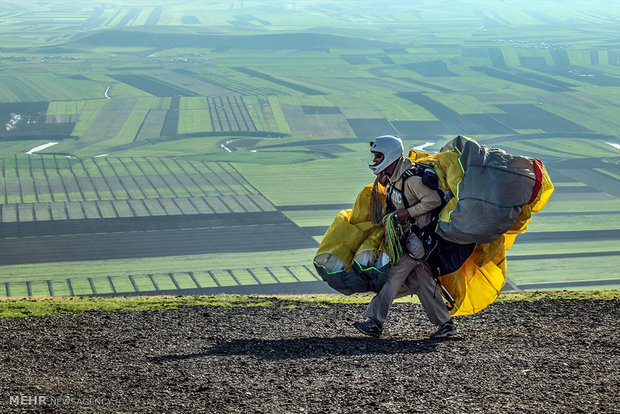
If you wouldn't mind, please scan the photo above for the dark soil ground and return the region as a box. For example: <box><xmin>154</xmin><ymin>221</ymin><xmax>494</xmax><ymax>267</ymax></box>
<box><xmin>0</xmin><ymin>298</ymin><xmax>618</xmax><ymax>413</ymax></box>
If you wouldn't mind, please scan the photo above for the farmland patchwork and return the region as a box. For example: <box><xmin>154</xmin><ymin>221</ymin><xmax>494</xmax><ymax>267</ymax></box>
<box><xmin>0</xmin><ymin>0</ymin><xmax>619</xmax><ymax>295</ymax></box>
<box><xmin>0</xmin><ymin>155</ymin><xmax>325</xmax><ymax>296</ymax></box>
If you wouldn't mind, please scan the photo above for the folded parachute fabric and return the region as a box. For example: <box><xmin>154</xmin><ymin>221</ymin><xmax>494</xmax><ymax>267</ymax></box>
<box><xmin>434</xmin><ymin>135</ymin><xmax>553</xmax><ymax>245</ymax></box>
<box><xmin>313</xmin><ymin>135</ymin><xmax>554</xmax><ymax>316</ymax></box>
<box><xmin>313</xmin><ymin>184</ymin><xmax>390</xmax><ymax>295</ymax></box>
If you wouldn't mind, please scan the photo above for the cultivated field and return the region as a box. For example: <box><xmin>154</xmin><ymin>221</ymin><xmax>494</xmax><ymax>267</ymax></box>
<box><xmin>0</xmin><ymin>0</ymin><xmax>618</xmax><ymax>297</ymax></box>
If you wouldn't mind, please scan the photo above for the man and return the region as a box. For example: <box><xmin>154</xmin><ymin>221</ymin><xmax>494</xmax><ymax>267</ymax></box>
<box><xmin>354</xmin><ymin>135</ymin><xmax>457</xmax><ymax>339</ymax></box>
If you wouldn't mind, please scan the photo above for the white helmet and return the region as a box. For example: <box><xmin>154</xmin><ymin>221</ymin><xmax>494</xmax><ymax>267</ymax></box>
<box><xmin>369</xmin><ymin>135</ymin><xmax>403</xmax><ymax>175</ymax></box>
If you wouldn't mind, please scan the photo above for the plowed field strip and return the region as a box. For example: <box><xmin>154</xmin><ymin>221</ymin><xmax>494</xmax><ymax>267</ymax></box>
<box><xmin>231</xmin><ymin>96</ymin><xmax>255</xmax><ymax>131</ymax></box>
<box><xmin>218</xmin><ymin>162</ymin><xmax>257</xmax><ymax>195</ymax></box>
<box><xmin>0</xmin><ymin>224</ymin><xmax>318</xmax><ymax>265</ymax></box>
<box><xmin>78</xmin><ymin>158</ymin><xmax>107</xmax><ymax>200</ymax></box>
<box><xmin>93</xmin><ymin>158</ymin><xmax>125</xmax><ymax>200</ymax></box>
<box><xmin>216</xmin><ymin>96</ymin><xmax>233</xmax><ymax>131</ymax></box>
<box><xmin>1</xmin><ymin>160</ymin><xmax>6</xmax><ymax>204</ymax></box>
<box><xmin>158</xmin><ymin>158</ymin><xmax>196</xmax><ymax>197</ymax></box>
<box><xmin>127</xmin><ymin>158</ymin><xmax>164</xmax><ymax>197</ymax></box>
<box><xmin>52</xmin><ymin>154</ymin><xmax>73</xmax><ymax>202</ymax></box>
<box><xmin>14</xmin><ymin>155</ymin><xmax>25</xmax><ymax>203</ymax></box>
<box><xmin>207</xmin><ymin>97</ymin><xmax>223</xmax><ymax>131</ymax></box>
<box><xmin>40</xmin><ymin>156</ymin><xmax>56</xmax><ymax>202</ymax></box>
<box><xmin>67</xmin><ymin>159</ymin><xmax>92</xmax><ymax>201</ymax></box>
<box><xmin>1</xmin><ymin>157</ymin><xmax>262</xmax><ymax>205</ymax></box>
<box><xmin>303</xmin><ymin>226</ymin><xmax>620</xmax><ymax>243</ymax></box>
<box><xmin>145</xmin><ymin>158</ymin><xmax>180</xmax><ymax>198</ymax></box>
<box><xmin>186</xmin><ymin>160</ymin><xmax>222</xmax><ymax>196</ymax></box>
<box><xmin>0</xmin><ymin>211</ymin><xmax>289</xmax><ymax>237</ymax></box>
<box><xmin>171</xmin><ymin>159</ymin><xmax>208</xmax><ymax>196</ymax></box>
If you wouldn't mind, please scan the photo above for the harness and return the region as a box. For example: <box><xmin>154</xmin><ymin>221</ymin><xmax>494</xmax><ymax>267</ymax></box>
<box><xmin>384</xmin><ymin>164</ymin><xmax>470</xmax><ymax>311</ymax></box>
<box><xmin>385</xmin><ymin>163</ymin><xmax>447</xmax><ymax>235</ymax></box>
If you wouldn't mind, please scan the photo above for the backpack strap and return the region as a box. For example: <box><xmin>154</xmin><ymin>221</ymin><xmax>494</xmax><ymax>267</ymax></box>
<box><xmin>400</xmin><ymin>164</ymin><xmax>445</xmax><ymax>209</ymax></box>
<box><xmin>397</xmin><ymin>164</ymin><xmax>427</xmax><ymax>209</ymax></box>
<box><xmin>387</xmin><ymin>163</ymin><xmax>450</xmax><ymax>232</ymax></box>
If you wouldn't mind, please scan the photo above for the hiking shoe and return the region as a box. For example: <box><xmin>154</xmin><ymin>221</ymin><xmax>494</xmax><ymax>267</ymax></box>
<box><xmin>354</xmin><ymin>319</ymin><xmax>383</xmax><ymax>338</ymax></box>
<box><xmin>430</xmin><ymin>319</ymin><xmax>457</xmax><ymax>339</ymax></box>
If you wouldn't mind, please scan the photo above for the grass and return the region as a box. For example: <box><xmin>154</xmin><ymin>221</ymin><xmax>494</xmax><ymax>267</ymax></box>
<box><xmin>509</xmin><ymin>256</ymin><xmax>620</xmax><ymax>285</ymax></box>
<box><xmin>524</xmin><ymin>214</ymin><xmax>620</xmax><ymax>232</ymax></box>
<box><xmin>0</xmin><ymin>295</ymin><xmax>276</xmax><ymax>318</ymax></box>
<box><xmin>515</xmin><ymin>138</ymin><xmax>620</xmax><ymax>159</ymax></box>
<box><xmin>176</xmin><ymin>149</ymin><xmax>325</xmax><ymax>165</ymax></box>
<box><xmin>268</xmin><ymin>96</ymin><xmax>291</xmax><ymax>134</ymax></box>
<box><xmin>178</xmin><ymin>109</ymin><xmax>214</xmax><ymax>134</ymax></box>
<box><xmin>47</xmin><ymin>100</ymin><xmax>86</xmax><ymax>115</ymax></box>
<box><xmin>235</xmin><ymin>156</ymin><xmax>373</xmax><ymax>206</ymax></box>
<box><xmin>595</xmin><ymin>168</ymin><xmax>620</xmax><ymax>181</ymax></box>
<box><xmin>113</xmin><ymin>138</ymin><xmax>220</xmax><ymax>157</ymax></box>
<box><xmin>0</xmin><ymin>290</ymin><xmax>617</xmax><ymax>318</ymax></box>
<box><xmin>69</xmin><ymin>99</ymin><xmax>108</xmax><ymax>138</ymax></box>
<box><xmin>86</xmin><ymin>108</ymin><xmax>149</xmax><ymax>154</ymax></box>
<box><xmin>370</xmin><ymin>95</ymin><xmax>438</xmax><ymax>121</ymax></box>
<box><xmin>540</xmin><ymin>199</ymin><xmax>620</xmax><ymax>213</ymax></box>
<box><xmin>508</xmin><ymin>240</ymin><xmax>620</xmax><ymax>256</ymax></box>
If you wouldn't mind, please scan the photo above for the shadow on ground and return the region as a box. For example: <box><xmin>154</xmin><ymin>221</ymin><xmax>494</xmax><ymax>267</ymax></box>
<box><xmin>150</xmin><ymin>336</ymin><xmax>447</xmax><ymax>361</ymax></box>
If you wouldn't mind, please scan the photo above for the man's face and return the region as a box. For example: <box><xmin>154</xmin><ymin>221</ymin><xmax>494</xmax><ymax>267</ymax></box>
<box><xmin>372</xmin><ymin>151</ymin><xmax>384</xmax><ymax>165</ymax></box>
<box><xmin>371</xmin><ymin>152</ymin><xmax>389</xmax><ymax>184</ymax></box>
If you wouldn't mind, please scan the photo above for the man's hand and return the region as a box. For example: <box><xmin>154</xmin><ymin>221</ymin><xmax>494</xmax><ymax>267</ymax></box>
<box><xmin>395</xmin><ymin>208</ymin><xmax>411</xmax><ymax>221</ymax></box>
<box><xmin>378</xmin><ymin>171</ymin><xmax>388</xmax><ymax>186</ymax></box>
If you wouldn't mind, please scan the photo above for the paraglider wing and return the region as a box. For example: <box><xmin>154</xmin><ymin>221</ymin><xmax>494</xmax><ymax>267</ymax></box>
<box><xmin>313</xmin><ymin>136</ymin><xmax>554</xmax><ymax>315</ymax></box>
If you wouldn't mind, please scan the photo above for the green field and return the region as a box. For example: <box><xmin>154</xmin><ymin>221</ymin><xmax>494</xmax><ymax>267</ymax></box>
<box><xmin>0</xmin><ymin>0</ymin><xmax>618</xmax><ymax>297</ymax></box>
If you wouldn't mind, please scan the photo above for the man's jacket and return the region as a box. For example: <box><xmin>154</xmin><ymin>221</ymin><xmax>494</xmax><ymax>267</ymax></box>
<box><xmin>385</xmin><ymin>157</ymin><xmax>441</xmax><ymax>229</ymax></box>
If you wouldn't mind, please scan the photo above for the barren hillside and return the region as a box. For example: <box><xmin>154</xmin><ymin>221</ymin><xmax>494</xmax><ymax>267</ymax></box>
<box><xmin>0</xmin><ymin>298</ymin><xmax>618</xmax><ymax>413</ymax></box>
